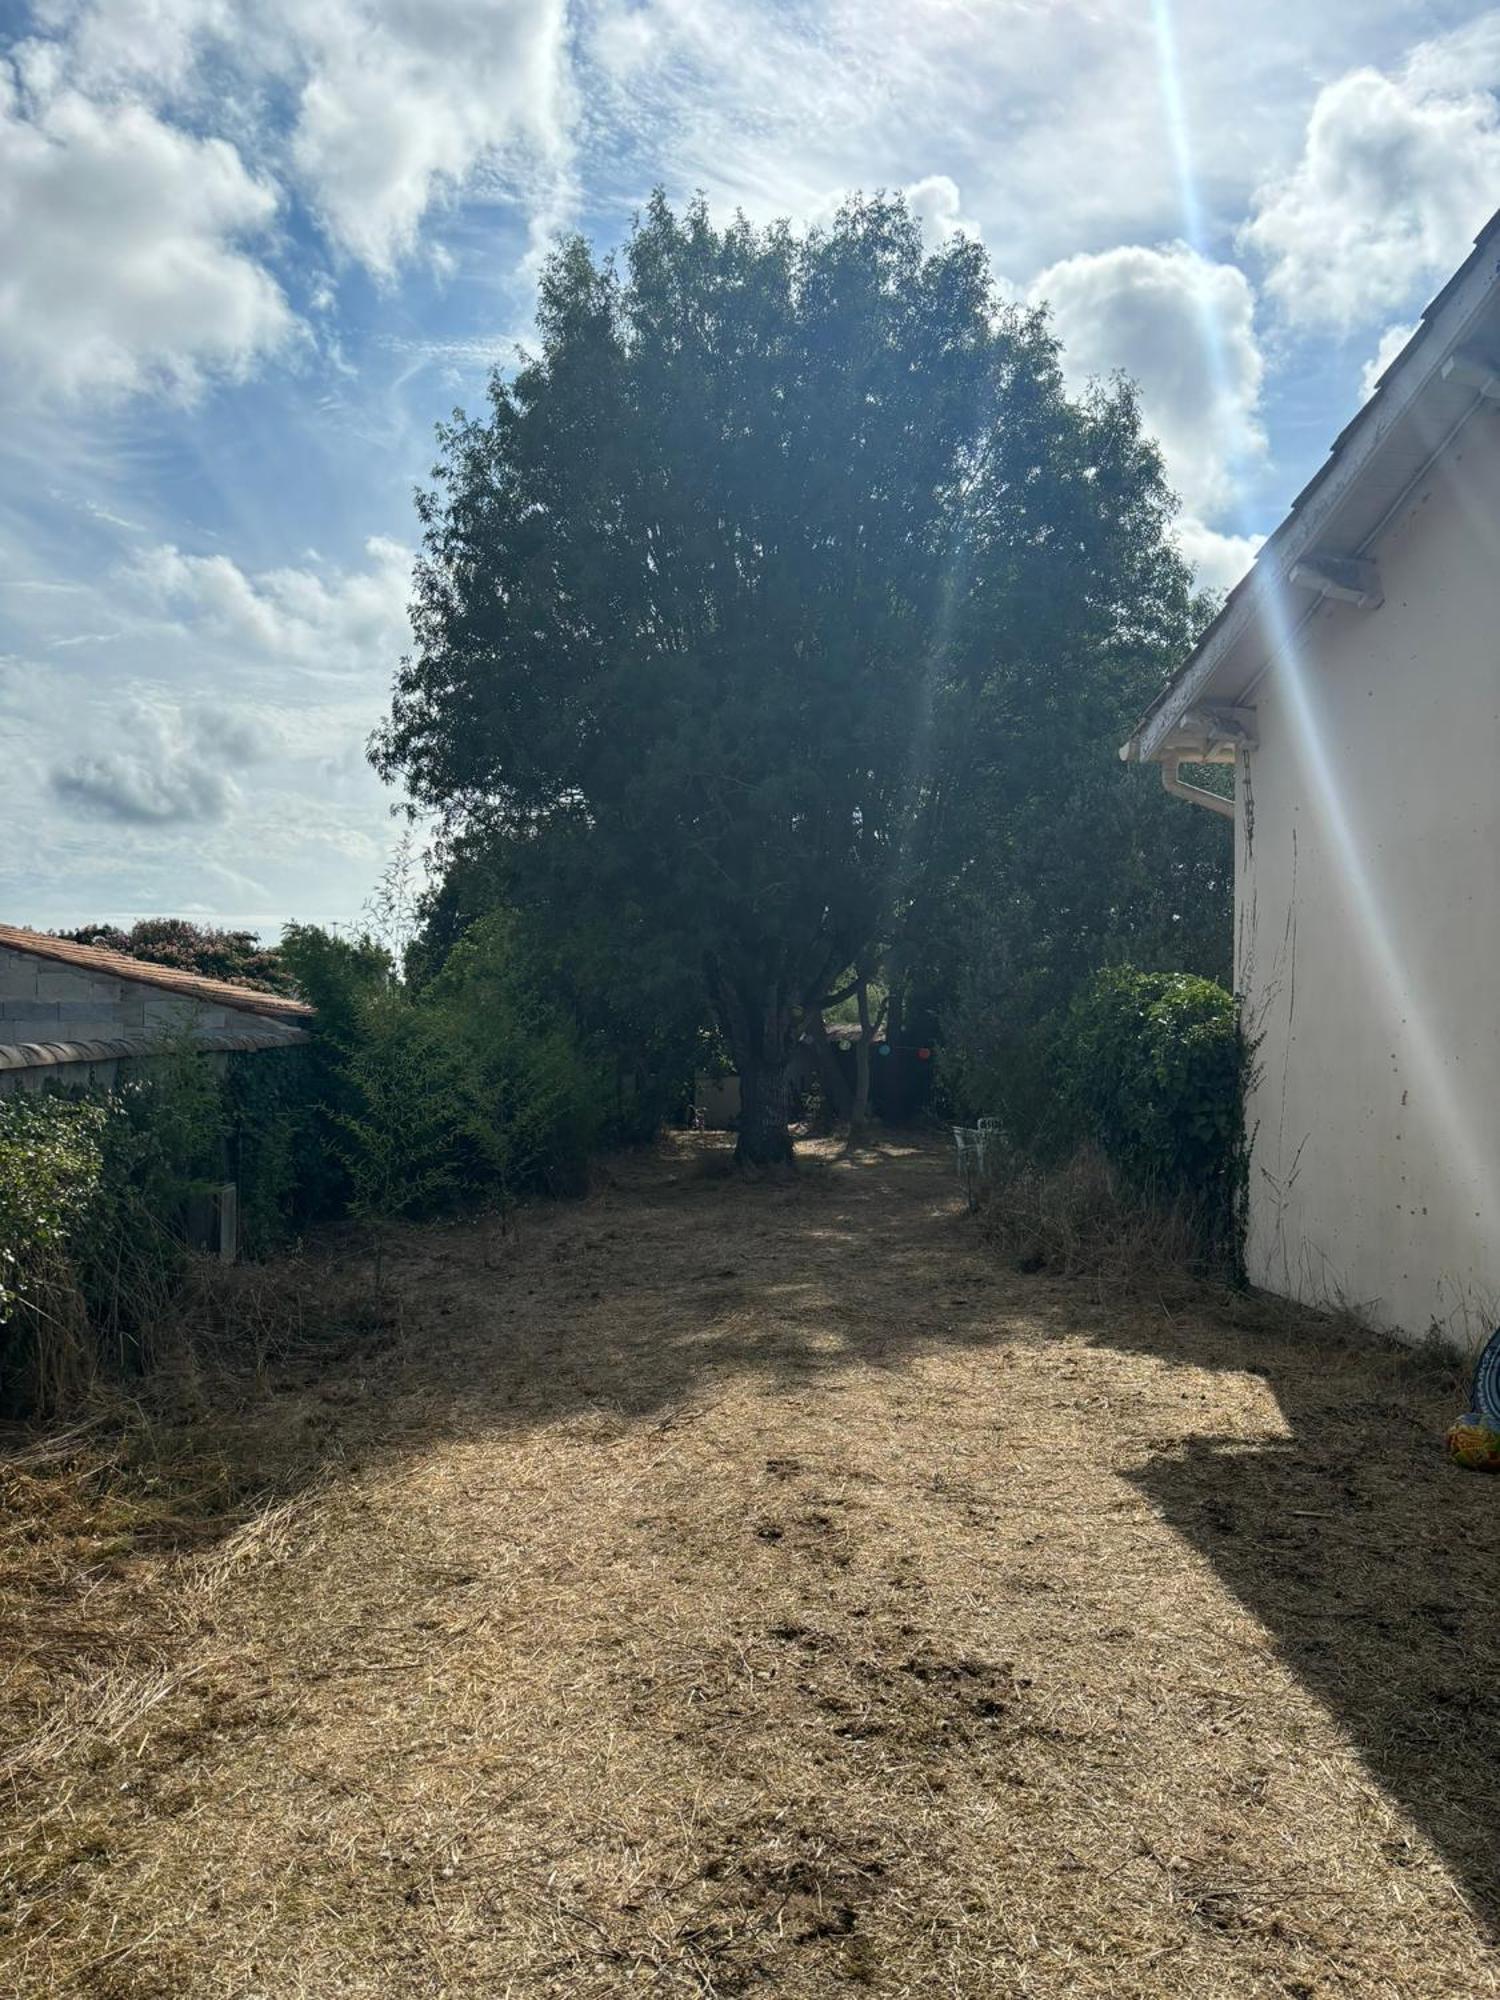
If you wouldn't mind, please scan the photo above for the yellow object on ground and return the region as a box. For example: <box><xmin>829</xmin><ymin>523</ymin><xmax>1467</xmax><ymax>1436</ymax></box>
<box><xmin>1447</xmin><ymin>1419</ymin><xmax>1500</xmax><ymax>1470</ymax></box>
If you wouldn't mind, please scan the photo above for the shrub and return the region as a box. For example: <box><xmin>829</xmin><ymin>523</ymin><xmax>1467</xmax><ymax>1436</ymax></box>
<box><xmin>1</xmin><ymin>912</ymin><xmax>669</xmax><ymax>1411</ymax></box>
<box><xmin>1056</xmin><ymin>965</ymin><xmax>1249</xmax><ymax>1261</ymax></box>
<box><xmin>223</xmin><ymin>1046</ymin><xmax>316</xmax><ymax>1258</ymax></box>
<box><xmin>0</xmin><ymin>1047</ymin><xmax>317</xmax><ymax>1416</ymax></box>
<box><xmin>336</xmin><ymin>990</ymin><xmax>487</xmax><ymax>1227</ymax></box>
<box><xmin>934</xmin><ymin>1011</ymin><xmax>1066</xmax><ymax>1156</ymax></box>
<box><xmin>286</xmin><ymin>916</ymin><xmax>607</xmax><ymax>1239</ymax></box>
<box><xmin>56</xmin><ymin>918</ymin><xmax>296</xmax><ymax>995</ymax></box>
<box><xmin>0</xmin><ymin>1096</ymin><xmax>106</xmax><ymax>1410</ymax></box>
<box><xmin>68</xmin><ymin>1050</ymin><xmax>226</xmax><ymax>1374</ymax></box>
<box><xmin>0</xmin><ymin>1061</ymin><xmax>223</xmax><ymax>1412</ymax></box>
<box><xmin>424</xmin><ymin>913</ymin><xmax>603</xmax><ymax>1198</ymax></box>
<box><xmin>277</xmin><ymin>925</ymin><xmax>394</xmax><ymax>1220</ymax></box>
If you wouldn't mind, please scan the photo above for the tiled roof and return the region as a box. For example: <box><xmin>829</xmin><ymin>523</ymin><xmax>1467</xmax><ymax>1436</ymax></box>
<box><xmin>0</xmin><ymin>1026</ymin><xmax>309</xmax><ymax>1074</ymax></box>
<box><xmin>0</xmin><ymin>925</ymin><xmax>313</xmax><ymax>1022</ymax></box>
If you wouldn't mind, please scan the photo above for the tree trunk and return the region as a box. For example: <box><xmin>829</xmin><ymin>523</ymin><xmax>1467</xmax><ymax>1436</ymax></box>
<box><xmin>808</xmin><ymin>1007</ymin><xmax>853</xmax><ymax>1129</ymax></box>
<box><xmin>737</xmin><ymin>1056</ymin><xmax>794</xmax><ymax>1167</ymax></box>
<box><xmin>849</xmin><ymin>972</ymin><xmax>874</xmax><ymax>1137</ymax></box>
<box><xmin>705</xmin><ymin>957</ymin><xmax>797</xmax><ymax>1169</ymax></box>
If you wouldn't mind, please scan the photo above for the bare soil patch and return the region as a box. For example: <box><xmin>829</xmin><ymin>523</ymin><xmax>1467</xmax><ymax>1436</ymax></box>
<box><xmin>1</xmin><ymin>1133</ymin><xmax>1497</xmax><ymax>1997</ymax></box>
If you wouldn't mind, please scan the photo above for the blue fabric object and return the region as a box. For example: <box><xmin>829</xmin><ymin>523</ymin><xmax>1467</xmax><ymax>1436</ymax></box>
<box><xmin>1473</xmin><ymin>1328</ymin><xmax>1500</xmax><ymax>1426</ymax></box>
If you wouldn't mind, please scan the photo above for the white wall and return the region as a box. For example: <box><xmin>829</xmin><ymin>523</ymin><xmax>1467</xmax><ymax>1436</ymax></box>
<box><xmin>1237</xmin><ymin>409</ymin><xmax>1500</xmax><ymax>1348</ymax></box>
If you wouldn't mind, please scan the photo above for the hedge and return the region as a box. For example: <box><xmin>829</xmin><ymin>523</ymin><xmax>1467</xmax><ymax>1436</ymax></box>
<box><xmin>1057</xmin><ymin>965</ymin><xmax>1251</xmax><ymax>1261</ymax></box>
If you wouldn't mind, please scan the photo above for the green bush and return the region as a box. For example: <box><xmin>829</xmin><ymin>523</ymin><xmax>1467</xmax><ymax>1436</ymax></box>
<box><xmin>1056</xmin><ymin>965</ymin><xmax>1249</xmax><ymax>1259</ymax></box>
<box><xmin>934</xmin><ymin>1011</ymin><xmax>1067</xmax><ymax>1155</ymax></box>
<box><xmin>224</xmin><ymin>1046</ymin><xmax>316</xmax><ymax>1257</ymax></box>
<box><xmin>277</xmin><ymin>925</ymin><xmax>394</xmax><ymax>1220</ymax></box>
<box><xmin>0</xmin><ymin>1096</ymin><xmax>107</xmax><ymax>1407</ymax></box>
<box><xmin>0</xmin><ymin>1044</ymin><xmax>319</xmax><ymax>1414</ymax></box>
<box><xmin>424</xmin><ymin>912</ymin><xmax>603</xmax><ymax>1198</ymax></box>
<box><xmin>285</xmin><ymin>915</ymin><xmax>607</xmax><ymax>1231</ymax></box>
<box><xmin>0</xmin><ymin>911</ymin><xmax>673</xmax><ymax>1411</ymax></box>
<box><xmin>336</xmin><ymin>989</ymin><xmax>489</xmax><ymax>1226</ymax></box>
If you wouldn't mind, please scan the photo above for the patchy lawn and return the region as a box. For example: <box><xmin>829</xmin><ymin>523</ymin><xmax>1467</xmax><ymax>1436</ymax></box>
<box><xmin>2</xmin><ymin>1134</ymin><xmax>1497</xmax><ymax>1997</ymax></box>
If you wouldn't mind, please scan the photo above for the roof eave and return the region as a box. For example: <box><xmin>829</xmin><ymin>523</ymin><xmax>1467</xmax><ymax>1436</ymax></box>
<box><xmin>1122</xmin><ymin>205</ymin><xmax>1500</xmax><ymax>767</ymax></box>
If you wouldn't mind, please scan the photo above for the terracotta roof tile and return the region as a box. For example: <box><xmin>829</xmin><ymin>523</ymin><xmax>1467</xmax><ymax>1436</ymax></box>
<box><xmin>0</xmin><ymin>925</ymin><xmax>313</xmax><ymax>1022</ymax></box>
<box><xmin>0</xmin><ymin>1026</ymin><xmax>309</xmax><ymax>1073</ymax></box>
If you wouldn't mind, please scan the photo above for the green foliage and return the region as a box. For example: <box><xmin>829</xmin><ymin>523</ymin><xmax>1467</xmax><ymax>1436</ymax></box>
<box><xmin>279</xmin><ymin>924</ymin><xmax>392</xmax><ymax>1043</ymax></box>
<box><xmin>373</xmin><ymin>191</ymin><xmax>1195</xmax><ymax>1162</ymax></box>
<box><xmin>0</xmin><ymin>907</ymin><xmax>659</xmax><ymax>1409</ymax></box>
<box><xmin>281</xmin><ymin>915</ymin><xmax>614</xmax><ymax>1240</ymax></box>
<box><xmin>1055</xmin><ymin>966</ymin><xmax>1249</xmax><ymax>1257</ymax></box>
<box><xmin>425</xmin><ymin>911</ymin><xmax>603</xmax><ymax>1196</ymax></box>
<box><xmin>65</xmin><ymin>1051</ymin><xmax>225</xmax><ymax>1369</ymax></box>
<box><xmin>0</xmin><ymin>1045</ymin><xmax>318</xmax><ymax>1413</ymax></box>
<box><xmin>927</xmin><ymin>579</ymin><xmax>1233</xmax><ymax>1145</ymax></box>
<box><xmin>277</xmin><ymin>924</ymin><xmax>393</xmax><ymax>1218</ymax></box>
<box><xmin>223</xmin><ymin>1046</ymin><xmax>317</xmax><ymax>1258</ymax></box>
<box><xmin>0</xmin><ymin>1095</ymin><xmax>106</xmax><ymax>1321</ymax></box>
<box><xmin>413</xmin><ymin>852</ymin><xmax>701</xmax><ymax>1147</ymax></box>
<box><xmin>335</xmin><ymin>990</ymin><xmax>484</xmax><ymax>1226</ymax></box>
<box><xmin>56</xmin><ymin>918</ymin><xmax>294</xmax><ymax>995</ymax></box>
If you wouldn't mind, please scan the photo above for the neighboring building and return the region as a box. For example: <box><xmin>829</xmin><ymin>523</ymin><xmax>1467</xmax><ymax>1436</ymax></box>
<box><xmin>1122</xmin><ymin>211</ymin><xmax>1500</xmax><ymax>1349</ymax></box>
<box><xmin>0</xmin><ymin>924</ymin><xmax>310</xmax><ymax>1098</ymax></box>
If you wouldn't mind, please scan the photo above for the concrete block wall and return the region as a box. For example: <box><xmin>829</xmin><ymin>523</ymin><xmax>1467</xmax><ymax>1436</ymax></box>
<box><xmin>0</xmin><ymin>1056</ymin><xmax>121</xmax><ymax>1098</ymax></box>
<box><xmin>0</xmin><ymin>944</ymin><xmax>267</xmax><ymax>1050</ymax></box>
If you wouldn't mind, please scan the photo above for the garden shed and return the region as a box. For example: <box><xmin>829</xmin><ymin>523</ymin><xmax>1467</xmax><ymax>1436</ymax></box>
<box><xmin>1122</xmin><ymin>208</ymin><xmax>1500</xmax><ymax>1349</ymax></box>
<box><xmin>0</xmin><ymin>924</ymin><xmax>310</xmax><ymax>1098</ymax></box>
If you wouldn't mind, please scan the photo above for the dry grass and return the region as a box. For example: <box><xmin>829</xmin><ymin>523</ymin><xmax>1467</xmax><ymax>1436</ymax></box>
<box><xmin>0</xmin><ymin>1257</ymin><xmax>401</xmax><ymax>1904</ymax></box>
<box><xmin>975</xmin><ymin>1144</ymin><xmax>1209</xmax><ymax>1288</ymax></box>
<box><xmin>1</xmin><ymin>1133</ymin><xmax>1497</xmax><ymax>1997</ymax></box>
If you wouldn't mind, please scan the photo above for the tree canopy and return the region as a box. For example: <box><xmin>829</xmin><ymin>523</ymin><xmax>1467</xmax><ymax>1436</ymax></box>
<box><xmin>374</xmin><ymin>192</ymin><xmax>1206</xmax><ymax>1162</ymax></box>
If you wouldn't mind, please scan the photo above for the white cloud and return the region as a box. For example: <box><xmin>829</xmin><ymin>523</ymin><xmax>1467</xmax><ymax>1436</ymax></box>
<box><xmin>1027</xmin><ymin>243</ymin><xmax>1267</xmax><ymax>593</ymax></box>
<box><xmin>902</xmin><ymin>175</ymin><xmax>977</xmax><ymax>245</ymax></box>
<box><xmin>1242</xmin><ymin>21</ymin><xmax>1500</xmax><ymax>329</ymax></box>
<box><xmin>580</xmin><ymin>0</ymin><xmax>1169</xmax><ymax>254</ymax></box>
<box><xmin>1174</xmin><ymin>520</ymin><xmax>1260</xmax><ymax>596</ymax></box>
<box><xmin>0</xmin><ymin>69</ymin><xmax>292</xmax><ymax>399</ymax></box>
<box><xmin>1360</xmin><ymin>320</ymin><xmax>1418</xmax><ymax>401</ymax></box>
<box><xmin>17</xmin><ymin>0</ymin><xmax>575</xmax><ymax>300</ymax></box>
<box><xmin>19</xmin><ymin>0</ymin><xmax>234</xmax><ymax>96</ymax></box>
<box><xmin>48</xmin><ymin>696</ymin><xmax>262</xmax><ymax>824</ymax></box>
<box><xmin>285</xmin><ymin>0</ymin><xmax>573</xmax><ymax>274</ymax></box>
<box><xmin>131</xmin><ymin>535</ymin><xmax>412</xmax><ymax>679</ymax></box>
<box><xmin>1029</xmin><ymin>241</ymin><xmax>1266</xmax><ymax>523</ymax></box>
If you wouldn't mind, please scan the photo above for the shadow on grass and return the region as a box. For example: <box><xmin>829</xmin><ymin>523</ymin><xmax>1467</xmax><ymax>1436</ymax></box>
<box><xmin>1073</xmin><ymin>1292</ymin><xmax>1500</xmax><ymax>1935</ymax></box>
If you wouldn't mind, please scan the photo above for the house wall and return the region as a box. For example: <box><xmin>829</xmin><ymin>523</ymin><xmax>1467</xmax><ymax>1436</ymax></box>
<box><xmin>1237</xmin><ymin>411</ymin><xmax>1500</xmax><ymax>1347</ymax></box>
<box><xmin>0</xmin><ymin>944</ymin><xmax>303</xmax><ymax>1097</ymax></box>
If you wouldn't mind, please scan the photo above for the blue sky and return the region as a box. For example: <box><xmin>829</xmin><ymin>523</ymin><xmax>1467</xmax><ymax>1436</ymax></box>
<box><xmin>3</xmin><ymin>0</ymin><xmax>1499</xmax><ymax>934</ymax></box>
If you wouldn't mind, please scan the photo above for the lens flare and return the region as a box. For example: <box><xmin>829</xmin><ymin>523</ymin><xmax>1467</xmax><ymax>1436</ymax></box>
<box><xmin>1148</xmin><ymin>0</ymin><xmax>1500</xmax><ymax>1303</ymax></box>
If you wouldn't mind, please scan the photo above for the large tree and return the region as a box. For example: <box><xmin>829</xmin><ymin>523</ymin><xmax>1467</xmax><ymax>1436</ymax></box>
<box><xmin>374</xmin><ymin>193</ymin><xmax>1193</xmax><ymax>1164</ymax></box>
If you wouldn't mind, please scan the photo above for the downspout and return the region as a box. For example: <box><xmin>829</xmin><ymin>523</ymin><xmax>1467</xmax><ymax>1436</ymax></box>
<box><xmin>1160</xmin><ymin>758</ymin><xmax>1235</xmax><ymax>820</ymax></box>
